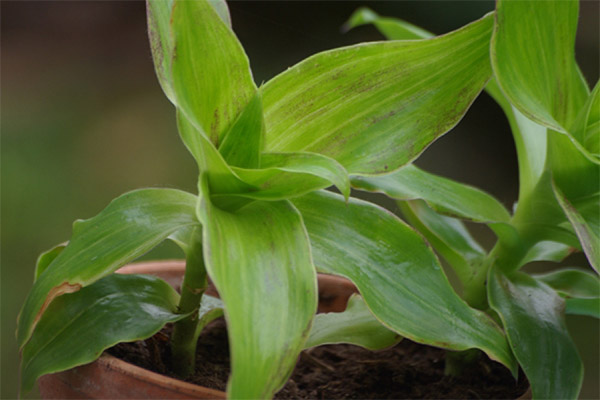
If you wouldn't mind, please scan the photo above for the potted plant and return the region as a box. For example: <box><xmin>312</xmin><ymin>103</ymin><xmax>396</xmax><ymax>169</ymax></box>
<box><xmin>17</xmin><ymin>1</ymin><xmax>597</xmax><ymax>399</ymax></box>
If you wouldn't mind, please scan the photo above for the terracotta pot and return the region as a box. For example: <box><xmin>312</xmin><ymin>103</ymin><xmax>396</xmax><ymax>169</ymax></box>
<box><xmin>37</xmin><ymin>260</ymin><xmax>531</xmax><ymax>400</ymax></box>
<box><xmin>37</xmin><ymin>260</ymin><xmax>357</xmax><ymax>399</ymax></box>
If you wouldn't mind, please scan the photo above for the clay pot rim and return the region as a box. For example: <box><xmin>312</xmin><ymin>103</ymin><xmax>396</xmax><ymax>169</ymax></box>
<box><xmin>83</xmin><ymin>260</ymin><xmax>531</xmax><ymax>400</ymax></box>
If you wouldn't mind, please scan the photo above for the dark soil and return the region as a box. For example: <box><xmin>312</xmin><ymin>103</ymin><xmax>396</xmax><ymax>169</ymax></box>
<box><xmin>107</xmin><ymin>318</ymin><xmax>529</xmax><ymax>399</ymax></box>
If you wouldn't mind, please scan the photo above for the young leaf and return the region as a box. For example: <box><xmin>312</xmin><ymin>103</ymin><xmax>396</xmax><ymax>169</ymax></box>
<box><xmin>488</xmin><ymin>267</ymin><xmax>583</xmax><ymax>399</ymax></box>
<box><xmin>198</xmin><ymin>177</ymin><xmax>317</xmax><ymax>399</ymax></box>
<box><xmin>304</xmin><ymin>294</ymin><xmax>401</xmax><ymax>351</ymax></box>
<box><xmin>218</xmin><ymin>92</ymin><xmax>264</xmax><ymax>169</ymax></box>
<box><xmin>262</xmin><ymin>13</ymin><xmax>494</xmax><ymax>175</ymax></box>
<box><xmin>170</xmin><ymin>0</ymin><xmax>257</xmax><ymax>146</ymax></box>
<box><xmin>21</xmin><ymin>274</ymin><xmax>187</xmax><ymax>393</ymax></box>
<box><xmin>343</xmin><ymin>7</ymin><xmax>433</xmax><ymax>40</ymax></box>
<box><xmin>293</xmin><ymin>190</ymin><xmax>517</xmax><ymax>374</ymax></box>
<box><xmin>492</xmin><ymin>0</ymin><xmax>588</xmax><ymax>132</ymax></box>
<box><xmin>17</xmin><ymin>189</ymin><xmax>199</xmax><ymax>350</ymax></box>
<box><xmin>193</xmin><ymin>295</ymin><xmax>224</xmax><ymax>342</ymax></box>
<box><xmin>352</xmin><ymin>164</ymin><xmax>510</xmax><ymax>223</ymax></box>
<box><xmin>565</xmin><ymin>298</ymin><xmax>600</xmax><ymax>319</ymax></box>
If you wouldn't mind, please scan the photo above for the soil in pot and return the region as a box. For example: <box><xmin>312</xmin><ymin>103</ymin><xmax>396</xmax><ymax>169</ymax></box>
<box><xmin>108</xmin><ymin>318</ymin><xmax>529</xmax><ymax>399</ymax></box>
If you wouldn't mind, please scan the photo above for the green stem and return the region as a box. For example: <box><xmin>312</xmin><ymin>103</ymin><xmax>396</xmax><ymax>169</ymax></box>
<box><xmin>170</xmin><ymin>228</ymin><xmax>207</xmax><ymax>378</ymax></box>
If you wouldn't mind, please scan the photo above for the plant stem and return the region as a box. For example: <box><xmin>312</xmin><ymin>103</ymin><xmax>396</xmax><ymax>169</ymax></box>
<box><xmin>444</xmin><ymin>348</ymin><xmax>480</xmax><ymax>377</ymax></box>
<box><xmin>170</xmin><ymin>228</ymin><xmax>207</xmax><ymax>378</ymax></box>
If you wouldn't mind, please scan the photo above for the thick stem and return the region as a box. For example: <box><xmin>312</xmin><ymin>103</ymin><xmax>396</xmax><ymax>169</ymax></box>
<box><xmin>444</xmin><ymin>348</ymin><xmax>480</xmax><ymax>377</ymax></box>
<box><xmin>170</xmin><ymin>229</ymin><xmax>207</xmax><ymax>378</ymax></box>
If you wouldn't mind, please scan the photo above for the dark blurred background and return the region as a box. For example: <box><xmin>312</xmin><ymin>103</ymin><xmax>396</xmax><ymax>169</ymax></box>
<box><xmin>2</xmin><ymin>1</ymin><xmax>598</xmax><ymax>398</ymax></box>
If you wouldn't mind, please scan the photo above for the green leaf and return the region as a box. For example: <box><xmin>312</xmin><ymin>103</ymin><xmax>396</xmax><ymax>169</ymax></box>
<box><xmin>565</xmin><ymin>297</ymin><xmax>600</xmax><ymax>318</ymax></box>
<box><xmin>343</xmin><ymin>7</ymin><xmax>433</xmax><ymax>40</ymax></box>
<box><xmin>218</xmin><ymin>92</ymin><xmax>264</xmax><ymax>169</ymax></box>
<box><xmin>305</xmin><ymin>294</ymin><xmax>401</xmax><ymax>351</ymax></box>
<box><xmin>170</xmin><ymin>0</ymin><xmax>257</xmax><ymax>146</ymax></box>
<box><xmin>488</xmin><ymin>267</ymin><xmax>583</xmax><ymax>399</ymax></box>
<box><xmin>17</xmin><ymin>188</ymin><xmax>199</xmax><ymax>350</ymax></box>
<box><xmin>34</xmin><ymin>243</ymin><xmax>67</xmax><ymax>282</ymax></box>
<box><xmin>352</xmin><ymin>164</ymin><xmax>510</xmax><ymax>223</ymax></box>
<box><xmin>194</xmin><ymin>294</ymin><xmax>224</xmax><ymax>341</ymax></box>
<box><xmin>533</xmin><ymin>268</ymin><xmax>600</xmax><ymax>299</ymax></box>
<box><xmin>293</xmin><ymin>190</ymin><xmax>517</xmax><ymax>373</ymax></box>
<box><xmin>553</xmin><ymin>179</ymin><xmax>599</xmax><ymax>272</ymax></box>
<box><xmin>397</xmin><ymin>200</ymin><xmax>485</xmax><ymax>291</ymax></box>
<box><xmin>146</xmin><ymin>0</ymin><xmax>176</xmax><ymax>103</ymax></box>
<box><xmin>262</xmin><ymin>13</ymin><xmax>494</xmax><ymax>174</ymax></box>
<box><xmin>198</xmin><ymin>176</ymin><xmax>317</xmax><ymax>399</ymax></box>
<box><xmin>491</xmin><ymin>0</ymin><xmax>588</xmax><ymax>132</ymax></box>
<box><xmin>521</xmin><ymin>241</ymin><xmax>573</xmax><ymax>265</ymax></box>
<box><xmin>20</xmin><ymin>273</ymin><xmax>187</xmax><ymax>393</ymax></box>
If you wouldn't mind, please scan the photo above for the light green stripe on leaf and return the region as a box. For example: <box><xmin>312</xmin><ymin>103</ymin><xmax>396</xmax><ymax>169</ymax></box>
<box><xmin>198</xmin><ymin>176</ymin><xmax>317</xmax><ymax>399</ymax></box>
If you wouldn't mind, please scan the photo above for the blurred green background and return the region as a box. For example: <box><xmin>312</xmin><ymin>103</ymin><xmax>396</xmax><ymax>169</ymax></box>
<box><xmin>2</xmin><ymin>1</ymin><xmax>598</xmax><ymax>399</ymax></box>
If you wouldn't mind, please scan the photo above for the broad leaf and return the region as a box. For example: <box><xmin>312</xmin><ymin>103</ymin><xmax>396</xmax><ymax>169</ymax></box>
<box><xmin>21</xmin><ymin>274</ymin><xmax>187</xmax><ymax>392</ymax></box>
<box><xmin>352</xmin><ymin>164</ymin><xmax>510</xmax><ymax>223</ymax></box>
<box><xmin>488</xmin><ymin>267</ymin><xmax>583</xmax><ymax>399</ymax></box>
<box><xmin>198</xmin><ymin>176</ymin><xmax>317</xmax><ymax>399</ymax></box>
<box><xmin>293</xmin><ymin>191</ymin><xmax>517</xmax><ymax>373</ymax></box>
<box><xmin>343</xmin><ymin>7</ymin><xmax>433</xmax><ymax>40</ymax></box>
<box><xmin>170</xmin><ymin>0</ymin><xmax>256</xmax><ymax>146</ymax></box>
<box><xmin>491</xmin><ymin>0</ymin><xmax>588</xmax><ymax>132</ymax></box>
<box><xmin>521</xmin><ymin>241</ymin><xmax>573</xmax><ymax>266</ymax></box>
<box><xmin>305</xmin><ymin>294</ymin><xmax>401</xmax><ymax>350</ymax></box>
<box><xmin>34</xmin><ymin>243</ymin><xmax>66</xmax><ymax>282</ymax></box>
<box><xmin>17</xmin><ymin>188</ymin><xmax>199</xmax><ymax>349</ymax></box>
<box><xmin>262</xmin><ymin>13</ymin><xmax>494</xmax><ymax>174</ymax></box>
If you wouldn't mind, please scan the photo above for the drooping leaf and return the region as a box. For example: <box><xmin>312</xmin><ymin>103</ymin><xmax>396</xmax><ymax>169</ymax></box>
<box><xmin>533</xmin><ymin>268</ymin><xmax>600</xmax><ymax>299</ymax></box>
<box><xmin>17</xmin><ymin>189</ymin><xmax>199</xmax><ymax>349</ymax></box>
<box><xmin>262</xmin><ymin>13</ymin><xmax>494</xmax><ymax>175</ymax></box>
<box><xmin>491</xmin><ymin>0</ymin><xmax>588</xmax><ymax>133</ymax></box>
<box><xmin>553</xmin><ymin>177</ymin><xmax>599</xmax><ymax>273</ymax></box>
<box><xmin>170</xmin><ymin>0</ymin><xmax>257</xmax><ymax>146</ymax></box>
<box><xmin>343</xmin><ymin>7</ymin><xmax>433</xmax><ymax>40</ymax></box>
<box><xmin>488</xmin><ymin>267</ymin><xmax>583</xmax><ymax>399</ymax></box>
<box><xmin>304</xmin><ymin>294</ymin><xmax>401</xmax><ymax>351</ymax></box>
<box><xmin>198</xmin><ymin>176</ymin><xmax>317</xmax><ymax>399</ymax></box>
<box><xmin>293</xmin><ymin>191</ymin><xmax>517</xmax><ymax>373</ymax></box>
<box><xmin>20</xmin><ymin>274</ymin><xmax>187</xmax><ymax>393</ymax></box>
<box><xmin>34</xmin><ymin>243</ymin><xmax>67</xmax><ymax>282</ymax></box>
<box><xmin>397</xmin><ymin>200</ymin><xmax>485</xmax><ymax>291</ymax></box>
<box><xmin>352</xmin><ymin>164</ymin><xmax>510</xmax><ymax>223</ymax></box>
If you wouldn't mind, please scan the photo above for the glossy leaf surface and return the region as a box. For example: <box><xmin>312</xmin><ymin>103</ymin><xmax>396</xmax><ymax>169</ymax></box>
<box><xmin>305</xmin><ymin>294</ymin><xmax>401</xmax><ymax>350</ymax></box>
<box><xmin>18</xmin><ymin>189</ymin><xmax>199</xmax><ymax>349</ymax></box>
<box><xmin>21</xmin><ymin>274</ymin><xmax>186</xmax><ymax>392</ymax></box>
<box><xmin>489</xmin><ymin>268</ymin><xmax>583</xmax><ymax>399</ymax></box>
<box><xmin>352</xmin><ymin>164</ymin><xmax>510</xmax><ymax>223</ymax></box>
<box><xmin>262</xmin><ymin>13</ymin><xmax>494</xmax><ymax>174</ymax></box>
<box><xmin>198</xmin><ymin>177</ymin><xmax>317</xmax><ymax>399</ymax></box>
<box><xmin>293</xmin><ymin>191</ymin><xmax>516</xmax><ymax>372</ymax></box>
